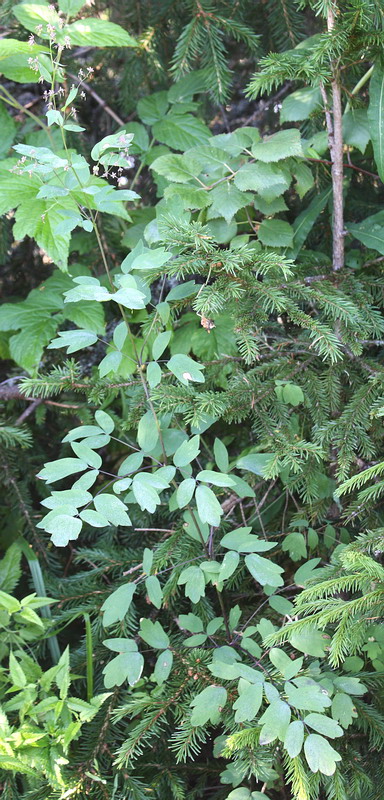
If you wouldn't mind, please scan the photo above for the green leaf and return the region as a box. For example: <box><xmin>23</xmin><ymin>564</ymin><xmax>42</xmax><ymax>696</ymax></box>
<box><xmin>285</xmin><ymin>682</ymin><xmax>331</xmax><ymax>712</ymax></box>
<box><xmin>251</xmin><ymin>129</ymin><xmax>303</xmax><ymax>162</ymax></box>
<box><xmin>304</xmin><ymin>714</ymin><xmax>343</xmax><ymax>738</ymax></box>
<box><xmin>95</xmin><ymin>410</ymin><xmax>114</xmax><ymax>434</ymax></box>
<box><xmin>190</xmin><ymin>685</ymin><xmax>227</xmax><ymax>726</ymax></box>
<box><xmin>331</xmin><ymin>693</ymin><xmax>357</xmax><ymax>728</ymax></box>
<box><xmin>103</xmin><ymin>651</ymin><xmax>144</xmax><ymax>688</ymax></box>
<box><xmin>282</xmin><ymin>383</ymin><xmax>304</xmax><ymax>406</ymax></box>
<box><xmin>284</xmin><ymin>720</ymin><xmax>304</xmax><ymax>758</ymax></box>
<box><xmin>214</xmin><ymin>438</ymin><xmax>229</xmax><ymax>473</ymax></box>
<box><xmin>332</xmin><ymin>677</ymin><xmax>366</xmax><ymax>696</ymax></box>
<box><xmin>290</xmin><ymin>627</ymin><xmax>328</xmax><ymax>657</ymax></box>
<box><xmin>152</xmin><ymin>114</ymin><xmax>211</xmax><ymax>150</ymax></box>
<box><xmin>48</xmin><ymin>329</ymin><xmax>98</xmax><ymax>355</ymax></box>
<box><xmin>196</xmin><ymin>470</ymin><xmax>236</xmax><ymax>487</ymax></box>
<box><xmin>258</xmin><ymin>219</ymin><xmax>294</xmax><ymax>248</ymax></box>
<box><xmin>167</xmin><ymin>354</ymin><xmax>205</xmax><ymax>385</ymax></box>
<box><xmin>236</xmin><ymin>453</ymin><xmax>275</xmax><ymax>476</ymax></box>
<box><xmin>101</xmin><ymin>583</ymin><xmax>136</xmax><ymax>626</ymax></box>
<box><xmin>145</xmin><ymin>575</ymin><xmax>163</xmax><ymax>609</ymax></box>
<box><xmin>137</xmin><ymin>91</ymin><xmax>169</xmax><ymax>124</ymax></box>
<box><xmin>13</xmin><ymin>1</ymin><xmax>60</xmax><ymax>33</ymax></box>
<box><xmin>37</xmin><ymin>457</ymin><xmax>88</xmax><ymax>483</ymax></box>
<box><xmin>178</xmin><ymin>566</ymin><xmax>206</xmax><ymax>603</ymax></box>
<box><xmin>220</xmin><ymin>527</ymin><xmax>276</xmax><ymax>553</ymax></box>
<box><xmin>304</xmin><ymin>733</ymin><xmax>341</xmax><ymax>776</ymax></box>
<box><xmin>173</xmin><ymin>435</ymin><xmax>200</xmax><ymax>467</ymax></box>
<box><xmin>280</xmin><ymin>87</ymin><xmax>322</xmax><ymax>122</ymax></box>
<box><xmin>0</xmin><ymin>104</ymin><xmax>16</xmax><ymax>158</ymax></box>
<box><xmin>153</xmin><ymin>649</ymin><xmax>173</xmax><ymax>684</ymax></box>
<box><xmin>347</xmin><ymin>211</ymin><xmax>384</xmax><ymax>256</ymax></box>
<box><xmin>48</xmin><ymin>515</ymin><xmax>82</xmax><ymax>546</ymax></box>
<box><xmin>219</xmin><ymin>551</ymin><xmax>240</xmax><ymax>581</ymax></box>
<box><xmin>282</xmin><ymin>532</ymin><xmax>307</xmax><ymax>561</ymax></box>
<box><xmin>245</xmin><ymin>554</ymin><xmax>284</xmax><ymax>587</ymax></box>
<box><xmin>209</xmin><ymin>183</ymin><xmax>252</xmax><ymax>225</ymax></box>
<box><xmin>269</xmin><ymin>648</ymin><xmax>303</xmax><ymax>680</ymax></box>
<box><xmin>60</xmin><ymin>18</ymin><xmax>138</xmax><ymax>47</ymax></box>
<box><xmin>368</xmin><ymin>63</ymin><xmax>384</xmax><ymax>181</ymax></box>
<box><xmin>176</xmin><ymin>478</ymin><xmax>196</xmax><ymax>507</ymax></box>
<box><xmin>179</xmin><ymin>613</ymin><xmax>204</xmax><ymax>632</ymax></box>
<box><xmin>139</xmin><ymin>618</ymin><xmax>170</xmax><ymax>649</ymax></box>
<box><xmin>58</xmin><ymin>0</ymin><xmax>85</xmax><ymax>13</ymax></box>
<box><xmin>137</xmin><ymin>410</ymin><xmax>159</xmax><ymax>452</ymax></box>
<box><xmin>0</xmin><ymin>543</ymin><xmax>22</xmax><ymax>593</ymax></box>
<box><xmin>9</xmin><ymin>652</ymin><xmax>27</xmax><ymax>688</ymax></box>
<box><xmin>234</xmin><ymin>162</ymin><xmax>290</xmax><ymax>200</ymax></box>
<box><xmin>343</xmin><ymin>109</ymin><xmax>370</xmax><ymax>154</ymax></box>
<box><xmin>147</xmin><ymin>361</ymin><xmax>162</xmax><ymax>388</ymax></box>
<box><xmin>94</xmin><ymin>494</ymin><xmax>131</xmax><ymax>526</ymax></box>
<box><xmin>196</xmin><ymin>485</ymin><xmax>223</xmax><ymax>527</ymax></box>
<box><xmin>152</xmin><ymin>330</ymin><xmax>172</xmax><ymax>360</ymax></box>
<box><xmin>71</xmin><ymin>442</ymin><xmax>102</xmax><ymax>469</ymax></box>
<box><xmin>233</xmin><ymin>680</ymin><xmax>262</xmax><ymax>722</ymax></box>
<box><xmin>259</xmin><ymin>700</ymin><xmax>291</xmax><ymax>744</ymax></box>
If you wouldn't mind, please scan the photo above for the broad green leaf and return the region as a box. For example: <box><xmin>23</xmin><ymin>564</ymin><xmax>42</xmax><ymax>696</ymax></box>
<box><xmin>304</xmin><ymin>713</ymin><xmax>343</xmax><ymax>738</ymax></box>
<box><xmin>9</xmin><ymin>317</ymin><xmax>58</xmax><ymax>372</ymax></box>
<box><xmin>94</xmin><ymin>494</ymin><xmax>131</xmax><ymax>526</ymax></box>
<box><xmin>286</xmin><ymin>187</ymin><xmax>332</xmax><ymax>258</ymax></box>
<box><xmin>284</xmin><ymin>720</ymin><xmax>304</xmax><ymax>758</ymax></box>
<box><xmin>282</xmin><ymin>532</ymin><xmax>307</xmax><ymax>561</ymax></box>
<box><xmin>152</xmin><ymin>114</ymin><xmax>211</xmax><ymax>150</ymax></box>
<box><xmin>0</xmin><ymin>590</ymin><xmax>20</xmax><ymax>613</ymax></box>
<box><xmin>167</xmin><ymin>354</ymin><xmax>205</xmax><ymax>385</ymax></box>
<box><xmin>258</xmin><ymin>219</ymin><xmax>294</xmax><ymax>248</ymax></box>
<box><xmin>58</xmin><ymin>0</ymin><xmax>85</xmax><ymax>13</ymax></box>
<box><xmin>132</xmin><ymin>480</ymin><xmax>161</xmax><ymax>513</ymax></box>
<box><xmin>259</xmin><ymin>700</ymin><xmax>291</xmax><ymax>744</ymax></box>
<box><xmin>13</xmin><ymin>1</ymin><xmax>60</xmax><ymax>33</ymax></box>
<box><xmin>190</xmin><ymin>685</ymin><xmax>227</xmax><ymax>726</ymax></box>
<box><xmin>101</xmin><ymin>583</ymin><xmax>136</xmax><ymax>626</ymax></box>
<box><xmin>290</xmin><ymin>626</ymin><xmax>328</xmax><ymax>657</ymax></box>
<box><xmin>80</xmin><ymin>509</ymin><xmax>108</xmax><ymax>527</ymax></box>
<box><xmin>196</xmin><ymin>485</ymin><xmax>223</xmax><ymax>527</ymax></box>
<box><xmin>220</xmin><ymin>527</ymin><xmax>276</xmax><ymax>553</ymax></box>
<box><xmin>208</xmin><ymin>183</ymin><xmax>252</xmax><ymax>225</ymax></box>
<box><xmin>196</xmin><ymin>470</ymin><xmax>235</xmax><ymax>487</ymax></box>
<box><xmin>60</xmin><ymin>18</ymin><xmax>138</xmax><ymax>47</ymax></box>
<box><xmin>173</xmin><ymin>435</ymin><xmax>200</xmax><ymax>467</ymax></box>
<box><xmin>176</xmin><ymin>478</ymin><xmax>196</xmax><ymax>507</ymax></box>
<box><xmin>103</xmin><ymin>651</ymin><xmax>143</xmax><ymax>688</ymax></box>
<box><xmin>47</xmin><ymin>515</ymin><xmax>82</xmax><ymax>547</ymax></box>
<box><xmin>233</xmin><ymin>680</ymin><xmax>262</xmax><ymax>722</ymax></box>
<box><xmin>137</xmin><ymin>410</ymin><xmax>159</xmax><ymax>452</ymax></box>
<box><xmin>139</xmin><ymin>618</ymin><xmax>170</xmax><ymax>649</ymax></box>
<box><xmin>145</xmin><ymin>575</ymin><xmax>163</xmax><ymax>609</ymax></box>
<box><xmin>268</xmin><ymin>595</ymin><xmax>294</xmax><ymax>616</ymax></box>
<box><xmin>0</xmin><ymin>38</ymin><xmax>49</xmax><ymax>61</ymax></box>
<box><xmin>280</xmin><ymin>87</ymin><xmax>322</xmax><ymax>122</ymax></box>
<box><xmin>95</xmin><ymin>410</ymin><xmax>114</xmax><ymax>434</ymax></box>
<box><xmin>151</xmin><ymin>152</ymin><xmax>201</xmax><ymax>183</ymax></box>
<box><xmin>178</xmin><ymin>566</ymin><xmax>206</xmax><ymax>603</ymax></box>
<box><xmin>245</xmin><ymin>554</ymin><xmax>284</xmax><ymax>587</ymax></box>
<box><xmin>71</xmin><ymin>442</ymin><xmax>102</xmax><ymax>469</ymax></box>
<box><xmin>147</xmin><ymin>361</ymin><xmax>162</xmax><ymax>388</ymax></box>
<box><xmin>214</xmin><ymin>438</ymin><xmax>229</xmax><ymax>472</ymax></box>
<box><xmin>332</xmin><ymin>676</ymin><xmax>366</xmax><ymax>695</ymax></box>
<box><xmin>304</xmin><ymin>733</ymin><xmax>341</xmax><ymax>776</ymax></box>
<box><xmin>285</xmin><ymin>682</ymin><xmax>331</xmax><ymax>712</ymax></box>
<box><xmin>236</xmin><ymin>453</ymin><xmax>275</xmax><ymax>476</ymax></box>
<box><xmin>0</xmin><ymin>104</ymin><xmax>16</xmax><ymax>158</ymax></box>
<box><xmin>219</xmin><ymin>551</ymin><xmax>240</xmax><ymax>581</ymax></box>
<box><xmin>153</xmin><ymin>649</ymin><xmax>173</xmax><ymax>684</ymax></box>
<box><xmin>347</xmin><ymin>211</ymin><xmax>384</xmax><ymax>256</ymax></box>
<box><xmin>48</xmin><ymin>329</ymin><xmax>98</xmax><ymax>354</ymax></box>
<box><xmin>331</xmin><ymin>692</ymin><xmax>357</xmax><ymax>728</ymax></box>
<box><xmin>179</xmin><ymin>613</ymin><xmax>204</xmax><ymax>632</ymax></box>
<box><xmin>137</xmin><ymin>91</ymin><xmax>169</xmax><ymax>124</ymax></box>
<box><xmin>269</xmin><ymin>648</ymin><xmax>303</xmax><ymax>680</ymax></box>
<box><xmin>343</xmin><ymin>109</ymin><xmax>370</xmax><ymax>154</ymax></box>
<box><xmin>368</xmin><ymin>63</ymin><xmax>384</xmax><ymax>181</ymax></box>
<box><xmin>37</xmin><ymin>457</ymin><xmax>88</xmax><ymax>483</ymax></box>
<box><xmin>251</xmin><ymin>129</ymin><xmax>303</xmax><ymax>162</ymax></box>
<box><xmin>152</xmin><ymin>330</ymin><xmax>172</xmax><ymax>360</ymax></box>
<box><xmin>234</xmin><ymin>162</ymin><xmax>290</xmax><ymax>199</ymax></box>
<box><xmin>282</xmin><ymin>383</ymin><xmax>304</xmax><ymax>406</ymax></box>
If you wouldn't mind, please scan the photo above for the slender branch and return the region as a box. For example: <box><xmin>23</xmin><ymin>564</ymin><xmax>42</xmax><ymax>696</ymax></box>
<box><xmin>325</xmin><ymin>3</ymin><xmax>344</xmax><ymax>271</ymax></box>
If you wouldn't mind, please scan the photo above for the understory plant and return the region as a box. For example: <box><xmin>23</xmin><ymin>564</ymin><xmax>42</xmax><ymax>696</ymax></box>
<box><xmin>1</xmin><ymin>1</ymin><xmax>384</xmax><ymax>799</ymax></box>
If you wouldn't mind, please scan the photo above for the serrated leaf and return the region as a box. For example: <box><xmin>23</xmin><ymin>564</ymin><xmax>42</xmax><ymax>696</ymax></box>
<box><xmin>251</xmin><ymin>129</ymin><xmax>303</xmax><ymax>162</ymax></box>
<box><xmin>60</xmin><ymin>17</ymin><xmax>138</xmax><ymax>47</ymax></box>
<box><xmin>258</xmin><ymin>219</ymin><xmax>294</xmax><ymax>248</ymax></box>
<box><xmin>152</xmin><ymin>114</ymin><xmax>211</xmax><ymax>150</ymax></box>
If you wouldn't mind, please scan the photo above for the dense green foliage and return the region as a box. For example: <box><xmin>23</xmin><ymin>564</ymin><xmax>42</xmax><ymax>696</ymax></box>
<box><xmin>1</xmin><ymin>1</ymin><xmax>384</xmax><ymax>799</ymax></box>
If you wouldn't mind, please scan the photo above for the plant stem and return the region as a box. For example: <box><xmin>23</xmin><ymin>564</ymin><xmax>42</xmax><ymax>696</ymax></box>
<box><xmin>344</xmin><ymin>64</ymin><xmax>374</xmax><ymax>114</ymax></box>
<box><xmin>324</xmin><ymin>3</ymin><xmax>344</xmax><ymax>271</ymax></box>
